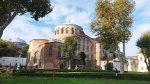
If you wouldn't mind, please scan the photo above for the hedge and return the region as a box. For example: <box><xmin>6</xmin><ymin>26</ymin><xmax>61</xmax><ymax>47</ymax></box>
<box><xmin>11</xmin><ymin>69</ymin><xmax>150</xmax><ymax>81</ymax></box>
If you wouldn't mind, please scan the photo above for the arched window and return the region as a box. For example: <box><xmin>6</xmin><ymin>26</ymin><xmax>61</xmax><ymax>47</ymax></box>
<box><xmin>57</xmin><ymin>30</ymin><xmax>59</xmax><ymax>34</ymax></box>
<box><xmin>61</xmin><ymin>28</ymin><xmax>64</xmax><ymax>34</ymax></box>
<box><xmin>66</xmin><ymin>28</ymin><xmax>69</xmax><ymax>34</ymax></box>
<box><xmin>49</xmin><ymin>45</ymin><xmax>53</xmax><ymax>56</ymax></box>
<box><xmin>34</xmin><ymin>52</ymin><xmax>38</xmax><ymax>64</ymax></box>
<box><xmin>72</xmin><ymin>28</ymin><xmax>74</xmax><ymax>34</ymax></box>
<box><xmin>78</xmin><ymin>38</ymin><xmax>80</xmax><ymax>43</ymax></box>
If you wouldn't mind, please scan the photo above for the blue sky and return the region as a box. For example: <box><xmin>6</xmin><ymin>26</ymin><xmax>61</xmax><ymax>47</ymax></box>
<box><xmin>1</xmin><ymin>0</ymin><xmax>150</xmax><ymax>56</ymax></box>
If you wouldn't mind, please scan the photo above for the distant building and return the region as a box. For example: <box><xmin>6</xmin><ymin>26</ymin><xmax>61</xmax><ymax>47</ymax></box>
<box><xmin>9</xmin><ymin>38</ymin><xmax>27</xmax><ymax>57</ymax></box>
<box><xmin>137</xmin><ymin>53</ymin><xmax>148</xmax><ymax>72</ymax></box>
<box><xmin>26</xmin><ymin>22</ymin><xmax>105</xmax><ymax>69</ymax></box>
<box><xmin>113</xmin><ymin>53</ymin><xmax>148</xmax><ymax>72</ymax></box>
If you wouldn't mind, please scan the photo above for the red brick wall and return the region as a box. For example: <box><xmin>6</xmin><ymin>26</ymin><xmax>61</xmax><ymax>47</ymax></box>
<box><xmin>39</xmin><ymin>42</ymin><xmax>66</xmax><ymax>69</ymax></box>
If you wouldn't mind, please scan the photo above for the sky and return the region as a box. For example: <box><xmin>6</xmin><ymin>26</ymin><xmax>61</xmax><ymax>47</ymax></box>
<box><xmin>1</xmin><ymin>0</ymin><xmax>150</xmax><ymax>56</ymax></box>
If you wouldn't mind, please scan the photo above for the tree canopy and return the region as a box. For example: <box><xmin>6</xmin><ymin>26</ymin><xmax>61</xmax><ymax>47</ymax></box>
<box><xmin>91</xmin><ymin>0</ymin><xmax>135</xmax><ymax>74</ymax></box>
<box><xmin>0</xmin><ymin>0</ymin><xmax>53</xmax><ymax>38</ymax></box>
<box><xmin>61</xmin><ymin>37</ymin><xmax>78</xmax><ymax>59</ymax></box>
<box><xmin>136</xmin><ymin>31</ymin><xmax>150</xmax><ymax>74</ymax></box>
<box><xmin>0</xmin><ymin>39</ymin><xmax>19</xmax><ymax>57</ymax></box>
<box><xmin>0</xmin><ymin>39</ymin><xmax>10</xmax><ymax>57</ymax></box>
<box><xmin>7</xmin><ymin>41</ymin><xmax>18</xmax><ymax>56</ymax></box>
<box><xmin>80</xmin><ymin>51</ymin><xmax>86</xmax><ymax>66</ymax></box>
<box><xmin>21</xmin><ymin>45</ymin><xmax>29</xmax><ymax>57</ymax></box>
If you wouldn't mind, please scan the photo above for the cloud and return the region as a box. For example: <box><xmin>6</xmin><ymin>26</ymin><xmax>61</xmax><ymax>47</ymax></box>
<box><xmin>2</xmin><ymin>16</ymin><xmax>53</xmax><ymax>44</ymax></box>
<box><xmin>134</xmin><ymin>0</ymin><xmax>150</xmax><ymax>9</ymax></box>
<box><xmin>1</xmin><ymin>0</ymin><xmax>150</xmax><ymax>57</ymax></box>
<box><xmin>119</xmin><ymin>23</ymin><xmax>150</xmax><ymax>56</ymax></box>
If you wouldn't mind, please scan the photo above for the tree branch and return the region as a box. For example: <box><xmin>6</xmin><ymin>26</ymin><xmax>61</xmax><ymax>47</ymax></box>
<box><xmin>0</xmin><ymin>12</ymin><xmax>17</xmax><ymax>38</ymax></box>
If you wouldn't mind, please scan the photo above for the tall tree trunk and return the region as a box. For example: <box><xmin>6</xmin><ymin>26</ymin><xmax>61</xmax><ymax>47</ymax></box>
<box><xmin>115</xmin><ymin>45</ymin><xmax>125</xmax><ymax>74</ymax></box>
<box><xmin>120</xmin><ymin>55</ymin><xmax>124</xmax><ymax>74</ymax></box>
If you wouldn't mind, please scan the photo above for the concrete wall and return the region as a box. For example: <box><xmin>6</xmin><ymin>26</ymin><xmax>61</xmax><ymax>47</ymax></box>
<box><xmin>0</xmin><ymin>57</ymin><xmax>26</xmax><ymax>66</ymax></box>
<box><xmin>137</xmin><ymin>53</ymin><xmax>148</xmax><ymax>72</ymax></box>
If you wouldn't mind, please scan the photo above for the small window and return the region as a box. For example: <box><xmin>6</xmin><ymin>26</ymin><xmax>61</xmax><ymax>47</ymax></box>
<box><xmin>57</xmin><ymin>30</ymin><xmax>59</xmax><ymax>34</ymax></box>
<box><xmin>83</xmin><ymin>38</ymin><xmax>85</xmax><ymax>44</ymax></box>
<box><xmin>140</xmin><ymin>57</ymin><xmax>142</xmax><ymax>61</ymax></box>
<box><xmin>49</xmin><ymin>45</ymin><xmax>53</xmax><ymax>56</ymax></box>
<box><xmin>83</xmin><ymin>45</ymin><xmax>85</xmax><ymax>51</ymax></box>
<box><xmin>72</xmin><ymin>28</ymin><xmax>74</xmax><ymax>34</ymax></box>
<box><xmin>78</xmin><ymin>44</ymin><xmax>80</xmax><ymax>50</ymax></box>
<box><xmin>78</xmin><ymin>38</ymin><xmax>80</xmax><ymax>43</ymax></box>
<box><xmin>87</xmin><ymin>46</ymin><xmax>89</xmax><ymax>51</ymax></box>
<box><xmin>61</xmin><ymin>28</ymin><xmax>64</xmax><ymax>34</ymax></box>
<box><xmin>91</xmin><ymin>46</ymin><xmax>93</xmax><ymax>51</ymax></box>
<box><xmin>58</xmin><ymin>46</ymin><xmax>61</xmax><ymax>57</ymax></box>
<box><xmin>66</xmin><ymin>28</ymin><xmax>68</xmax><ymax>34</ymax></box>
<box><xmin>87</xmin><ymin>40</ymin><xmax>89</xmax><ymax>44</ymax></box>
<box><xmin>141</xmin><ymin>67</ymin><xmax>143</xmax><ymax>70</ymax></box>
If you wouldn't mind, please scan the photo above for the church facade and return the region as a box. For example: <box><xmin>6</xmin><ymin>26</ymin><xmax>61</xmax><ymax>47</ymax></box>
<box><xmin>26</xmin><ymin>22</ymin><xmax>104</xmax><ymax>70</ymax></box>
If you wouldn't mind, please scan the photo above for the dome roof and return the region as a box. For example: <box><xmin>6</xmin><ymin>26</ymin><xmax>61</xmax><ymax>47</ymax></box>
<box><xmin>55</xmin><ymin>22</ymin><xmax>83</xmax><ymax>31</ymax></box>
<box><xmin>9</xmin><ymin>38</ymin><xmax>26</xmax><ymax>44</ymax></box>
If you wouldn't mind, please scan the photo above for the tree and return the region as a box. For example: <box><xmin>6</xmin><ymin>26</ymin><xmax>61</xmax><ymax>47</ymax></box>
<box><xmin>0</xmin><ymin>0</ymin><xmax>53</xmax><ymax>38</ymax></box>
<box><xmin>91</xmin><ymin>0</ymin><xmax>135</xmax><ymax>74</ymax></box>
<box><xmin>0</xmin><ymin>39</ymin><xmax>10</xmax><ymax>57</ymax></box>
<box><xmin>80</xmin><ymin>51</ymin><xmax>86</xmax><ymax>69</ymax></box>
<box><xmin>21</xmin><ymin>45</ymin><xmax>29</xmax><ymax>57</ymax></box>
<box><xmin>136</xmin><ymin>31</ymin><xmax>150</xmax><ymax>75</ymax></box>
<box><xmin>61</xmin><ymin>37</ymin><xmax>77</xmax><ymax>69</ymax></box>
<box><xmin>7</xmin><ymin>41</ymin><xmax>18</xmax><ymax>57</ymax></box>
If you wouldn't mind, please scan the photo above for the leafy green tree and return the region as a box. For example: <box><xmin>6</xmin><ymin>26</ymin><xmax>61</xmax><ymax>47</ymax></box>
<box><xmin>7</xmin><ymin>41</ymin><xmax>18</xmax><ymax>57</ymax></box>
<box><xmin>80</xmin><ymin>51</ymin><xmax>86</xmax><ymax>69</ymax></box>
<box><xmin>61</xmin><ymin>37</ymin><xmax>77</xmax><ymax>69</ymax></box>
<box><xmin>91</xmin><ymin>0</ymin><xmax>135</xmax><ymax>74</ymax></box>
<box><xmin>0</xmin><ymin>0</ymin><xmax>53</xmax><ymax>38</ymax></box>
<box><xmin>0</xmin><ymin>39</ymin><xmax>10</xmax><ymax>57</ymax></box>
<box><xmin>136</xmin><ymin>31</ymin><xmax>150</xmax><ymax>75</ymax></box>
<box><xmin>21</xmin><ymin>45</ymin><xmax>29</xmax><ymax>57</ymax></box>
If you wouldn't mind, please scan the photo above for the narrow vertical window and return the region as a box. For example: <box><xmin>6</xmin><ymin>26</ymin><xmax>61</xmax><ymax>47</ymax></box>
<box><xmin>87</xmin><ymin>46</ymin><xmax>89</xmax><ymax>51</ymax></box>
<box><xmin>83</xmin><ymin>45</ymin><xmax>85</xmax><ymax>51</ymax></box>
<box><xmin>57</xmin><ymin>29</ymin><xmax>59</xmax><ymax>34</ymax></box>
<box><xmin>78</xmin><ymin>38</ymin><xmax>80</xmax><ymax>43</ymax></box>
<box><xmin>83</xmin><ymin>38</ymin><xmax>85</xmax><ymax>44</ymax></box>
<box><xmin>66</xmin><ymin>28</ymin><xmax>68</xmax><ymax>34</ymax></box>
<box><xmin>61</xmin><ymin>28</ymin><xmax>64</xmax><ymax>34</ymax></box>
<box><xmin>72</xmin><ymin>28</ymin><xmax>74</xmax><ymax>34</ymax></box>
<box><xmin>49</xmin><ymin>45</ymin><xmax>53</xmax><ymax>56</ymax></box>
<box><xmin>91</xmin><ymin>46</ymin><xmax>93</xmax><ymax>51</ymax></box>
<box><xmin>58</xmin><ymin>46</ymin><xmax>61</xmax><ymax>57</ymax></box>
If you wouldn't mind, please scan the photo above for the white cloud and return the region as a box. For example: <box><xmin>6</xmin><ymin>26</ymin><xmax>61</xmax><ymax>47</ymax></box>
<box><xmin>119</xmin><ymin>23</ymin><xmax>150</xmax><ymax>56</ymax></box>
<box><xmin>1</xmin><ymin>0</ymin><xmax>150</xmax><ymax>57</ymax></box>
<box><xmin>2</xmin><ymin>16</ymin><xmax>53</xmax><ymax>44</ymax></box>
<box><xmin>134</xmin><ymin>0</ymin><xmax>150</xmax><ymax>9</ymax></box>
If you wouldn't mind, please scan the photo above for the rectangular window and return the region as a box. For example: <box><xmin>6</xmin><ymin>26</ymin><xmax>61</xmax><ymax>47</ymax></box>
<box><xmin>140</xmin><ymin>57</ymin><xmax>142</xmax><ymax>61</ymax></box>
<box><xmin>58</xmin><ymin>46</ymin><xmax>61</xmax><ymax>57</ymax></box>
<box><xmin>141</xmin><ymin>67</ymin><xmax>143</xmax><ymax>70</ymax></box>
<box><xmin>87</xmin><ymin>46</ymin><xmax>89</xmax><ymax>51</ymax></box>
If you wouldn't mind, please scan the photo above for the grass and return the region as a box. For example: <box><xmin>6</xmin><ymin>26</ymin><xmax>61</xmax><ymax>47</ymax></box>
<box><xmin>0</xmin><ymin>76</ymin><xmax>150</xmax><ymax>84</ymax></box>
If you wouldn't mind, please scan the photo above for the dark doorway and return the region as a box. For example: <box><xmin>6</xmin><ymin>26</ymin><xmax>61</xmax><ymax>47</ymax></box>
<box><xmin>60</xmin><ymin>64</ymin><xmax>63</xmax><ymax>69</ymax></box>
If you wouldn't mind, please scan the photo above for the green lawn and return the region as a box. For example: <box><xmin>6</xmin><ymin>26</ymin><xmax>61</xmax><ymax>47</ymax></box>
<box><xmin>0</xmin><ymin>77</ymin><xmax>150</xmax><ymax>84</ymax></box>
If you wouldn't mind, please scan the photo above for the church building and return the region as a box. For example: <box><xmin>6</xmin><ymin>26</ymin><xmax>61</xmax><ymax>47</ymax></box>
<box><xmin>26</xmin><ymin>22</ymin><xmax>104</xmax><ymax>70</ymax></box>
